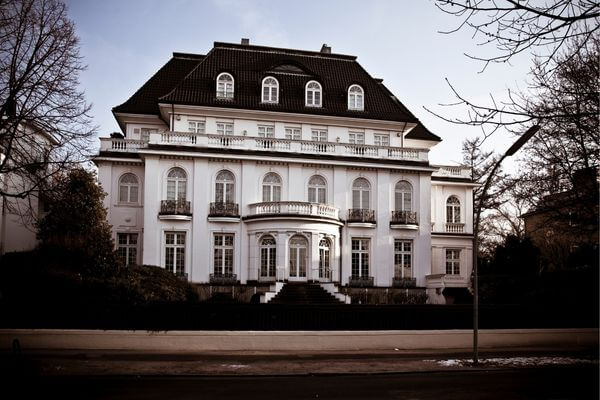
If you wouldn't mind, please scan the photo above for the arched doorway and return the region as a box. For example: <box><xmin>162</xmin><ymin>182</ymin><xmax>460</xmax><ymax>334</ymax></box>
<box><xmin>289</xmin><ymin>235</ymin><xmax>308</xmax><ymax>281</ymax></box>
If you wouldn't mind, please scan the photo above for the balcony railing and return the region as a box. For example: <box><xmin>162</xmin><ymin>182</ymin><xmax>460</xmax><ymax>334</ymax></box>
<box><xmin>392</xmin><ymin>277</ymin><xmax>417</xmax><ymax>288</ymax></box>
<box><xmin>391</xmin><ymin>210</ymin><xmax>418</xmax><ymax>225</ymax></box>
<box><xmin>347</xmin><ymin>209</ymin><xmax>376</xmax><ymax>223</ymax></box>
<box><xmin>209</xmin><ymin>202</ymin><xmax>240</xmax><ymax>217</ymax></box>
<box><xmin>209</xmin><ymin>273</ymin><xmax>238</xmax><ymax>285</ymax></box>
<box><xmin>348</xmin><ymin>276</ymin><xmax>374</xmax><ymax>287</ymax></box>
<box><xmin>432</xmin><ymin>165</ymin><xmax>472</xmax><ymax>179</ymax></box>
<box><xmin>445</xmin><ymin>223</ymin><xmax>465</xmax><ymax>233</ymax></box>
<box><xmin>248</xmin><ymin>201</ymin><xmax>340</xmax><ymax>220</ymax></box>
<box><xmin>159</xmin><ymin>200</ymin><xmax>192</xmax><ymax>216</ymax></box>
<box><xmin>99</xmin><ymin>137</ymin><xmax>147</xmax><ymax>152</ymax></box>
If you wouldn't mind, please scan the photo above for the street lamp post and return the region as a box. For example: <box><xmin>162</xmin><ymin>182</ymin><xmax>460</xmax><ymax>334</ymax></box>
<box><xmin>472</xmin><ymin>125</ymin><xmax>540</xmax><ymax>365</ymax></box>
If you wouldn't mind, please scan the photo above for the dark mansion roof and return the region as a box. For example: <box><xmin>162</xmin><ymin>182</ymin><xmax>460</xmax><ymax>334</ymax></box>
<box><xmin>113</xmin><ymin>42</ymin><xmax>441</xmax><ymax>142</ymax></box>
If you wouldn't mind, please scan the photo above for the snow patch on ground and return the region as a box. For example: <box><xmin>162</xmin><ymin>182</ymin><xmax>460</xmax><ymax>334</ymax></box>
<box><xmin>429</xmin><ymin>357</ymin><xmax>597</xmax><ymax>367</ymax></box>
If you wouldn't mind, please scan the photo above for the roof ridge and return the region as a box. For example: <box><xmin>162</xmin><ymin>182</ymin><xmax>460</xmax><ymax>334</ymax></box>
<box><xmin>159</xmin><ymin>47</ymin><xmax>215</xmax><ymax>102</ymax></box>
<box><xmin>213</xmin><ymin>41</ymin><xmax>357</xmax><ymax>61</ymax></box>
<box><xmin>172</xmin><ymin>52</ymin><xmax>205</xmax><ymax>60</ymax></box>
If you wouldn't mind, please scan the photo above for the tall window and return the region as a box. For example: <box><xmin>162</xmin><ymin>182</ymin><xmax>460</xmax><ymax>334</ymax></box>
<box><xmin>167</xmin><ymin>168</ymin><xmax>187</xmax><ymax>201</ymax></box>
<box><xmin>348</xmin><ymin>84</ymin><xmax>364</xmax><ymax>110</ymax></box>
<box><xmin>349</xmin><ymin>131</ymin><xmax>365</xmax><ymax>144</ymax></box>
<box><xmin>188</xmin><ymin>121</ymin><xmax>205</xmax><ymax>133</ymax></box>
<box><xmin>119</xmin><ymin>173</ymin><xmax>139</xmax><ymax>203</ymax></box>
<box><xmin>216</xmin><ymin>72</ymin><xmax>234</xmax><ymax>98</ymax></box>
<box><xmin>351</xmin><ymin>238</ymin><xmax>369</xmax><ymax>278</ymax></box>
<box><xmin>215</xmin><ymin>170</ymin><xmax>235</xmax><ymax>203</ymax></box>
<box><xmin>258</xmin><ymin>125</ymin><xmax>275</xmax><ymax>137</ymax></box>
<box><xmin>289</xmin><ymin>235</ymin><xmax>308</xmax><ymax>278</ymax></box>
<box><xmin>214</xmin><ymin>233</ymin><xmax>234</xmax><ymax>276</ymax></box>
<box><xmin>395</xmin><ymin>181</ymin><xmax>412</xmax><ymax>211</ymax></box>
<box><xmin>285</xmin><ymin>127</ymin><xmax>301</xmax><ymax>140</ymax></box>
<box><xmin>305</xmin><ymin>81</ymin><xmax>322</xmax><ymax>107</ymax></box>
<box><xmin>260</xmin><ymin>235</ymin><xmax>276</xmax><ymax>278</ymax></box>
<box><xmin>374</xmin><ymin>133</ymin><xmax>389</xmax><ymax>146</ymax></box>
<box><xmin>394</xmin><ymin>240</ymin><xmax>412</xmax><ymax>278</ymax></box>
<box><xmin>216</xmin><ymin>122</ymin><xmax>234</xmax><ymax>135</ymax></box>
<box><xmin>165</xmin><ymin>232</ymin><xmax>185</xmax><ymax>276</ymax></box>
<box><xmin>140</xmin><ymin>128</ymin><xmax>157</xmax><ymax>141</ymax></box>
<box><xmin>262</xmin><ymin>77</ymin><xmax>278</xmax><ymax>103</ymax></box>
<box><xmin>352</xmin><ymin>178</ymin><xmax>370</xmax><ymax>209</ymax></box>
<box><xmin>446</xmin><ymin>196</ymin><xmax>461</xmax><ymax>223</ymax></box>
<box><xmin>311</xmin><ymin>129</ymin><xmax>327</xmax><ymax>142</ymax></box>
<box><xmin>319</xmin><ymin>238</ymin><xmax>331</xmax><ymax>279</ymax></box>
<box><xmin>308</xmin><ymin>175</ymin><xmax>327</xmax><ymax>203</ymax></box>
<box><xmin>446</xmin><ymin>249</ymin><xmax>460</xmax><ymax>275</ymax></box>
<box><xmin>262</xmin><ymin>173</ymin><xmax>282</xmax><ymax>202</ymax></box>
<box><xmin>117</xmin><ymin>233</ymin><xmax>138</xmax><ymax>266</ymax></box>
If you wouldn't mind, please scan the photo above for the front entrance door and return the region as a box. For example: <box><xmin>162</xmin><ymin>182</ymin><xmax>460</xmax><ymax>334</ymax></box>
<box><xmin>288</xmin><ymin>235</ymin><xmax>308</xmax><ymax>281</ymax></box>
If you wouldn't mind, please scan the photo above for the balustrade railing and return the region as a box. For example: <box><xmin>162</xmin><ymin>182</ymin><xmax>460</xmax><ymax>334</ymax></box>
<box><xmin>347</xmin><ymin>208</ymin><xmax>376</xmax><ymax>223</ymax></box>
<box><xmin>209</xmin><ymin>202</ymin><xmax>240</xmax><ymax>217</ymax></box>
<box><xmin>249</xmin><ymin>201</ymin><xmax>339</xmax><ymax>219</ymax></box>
<box><xmin>159</xmin><ymin>200</ymin><xmax>192</xmax><ymax>216</ymax></box>
<box><xmin>100</xmin><ymin>138</ymin><xmax>147</xmax><ymax>151</ymax></box>
<box><xmin>391</xmin><ymin>210</ymin><xmax>418</xmax><ymax>225</ymax></box>
<box><xmin>445</xmin><ymin>222</ymin><xmax>465</xmax><ymax>233</ymax></box>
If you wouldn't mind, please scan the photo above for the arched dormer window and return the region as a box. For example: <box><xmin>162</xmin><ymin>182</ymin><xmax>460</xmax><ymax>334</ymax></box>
<box><xmin>446</xmin><ymin>196</ymin><xmax>461</xmax><ymax>223</ymax></box>
<box><xmin>167</xmin><ymin>168</ymin><xmax>187</xmax><ymax>201</ymax></box>
<box><xmin>395</xmin><ymin>181</ymin><xmax>412</xmax><ymax>212</ymax></box>
<box><xmin>348</xmin><ymin>84</ymin><xmax>364</xmax><ymax>110</ymax></box>
<box><xmin>216</xmin><ymin>72</ymin><xmax>234</xmax><ymax>99</ymax></box>
<box><xmin>305</xmin><ymin>81</ymin><xmax>322</xmax><ymax>107</ymax></box>
<box><xmin>308</xmin><ymin>175</ymin><xmax>327</xmax><ymax>203</ymax></box>
<box><xmin>119</xmin><ymin>173</ymin><xmax>139</xmax><ymax>203</ymax></box>
<box><xmin>352</xmin><ymin>178</ymin><xmax>371</xmax><ymax>209</ymax></box>
<box><xmin>215</xmin><ymin>170</ymin><xmax>235</xmax><ymax>203</ymax></box>
<box><xmin>262</xmin><ymin>77</ymin><xmax>279</xmax><ymax>103</ymax></box>
<box><xmin>262</xmin><ymin>173</ymin><xmax>282</xmax><ymax>202</ymax></box>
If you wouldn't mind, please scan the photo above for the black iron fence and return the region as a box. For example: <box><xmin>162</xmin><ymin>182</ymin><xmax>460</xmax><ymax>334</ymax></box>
<box><xmin>347</xmin><ymin>209</ymin><xmax>376</xmax><ymax>223</ymax></box>
<box><xmin>391</xmin><ymin>210</ymin><xmax>418</xmax><ymax>225</ymax></box>
<box><xmin>209</xmin><ymin>202</ymin><xmax>239</xmax><ymax>217</ymax></box>
<box><xmin>159</xmin><ymin>200</ymin><xmax>192</xmax><ymax>216</ymax></box>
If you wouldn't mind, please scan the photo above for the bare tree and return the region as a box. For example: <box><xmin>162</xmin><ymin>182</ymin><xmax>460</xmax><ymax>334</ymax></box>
<box><xmin>0</xmin><ymin>0</ymin><xmax>95</xmax><ymax>203</ymax></box>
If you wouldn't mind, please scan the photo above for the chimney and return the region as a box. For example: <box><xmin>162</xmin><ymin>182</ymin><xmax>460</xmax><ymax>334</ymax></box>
<box><xmin>241</xmin><ymin>38</ymin><xmax>250</xmax><ymax>45</ymax></box>
<box><xmin>320</xmin><ymin>43</ymin><xmax>331</xmax><ymax>54</ymax></box>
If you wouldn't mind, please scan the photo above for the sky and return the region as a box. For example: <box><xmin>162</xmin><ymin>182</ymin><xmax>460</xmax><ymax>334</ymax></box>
<box><xmin>65</xmin><ymin>0</ymin><xmax>534</xmax><ymax>166</ymax></box>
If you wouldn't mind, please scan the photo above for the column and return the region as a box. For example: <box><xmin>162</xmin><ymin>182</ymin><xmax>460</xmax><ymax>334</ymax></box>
<box><xmin>192</xmin><ymin>158</ymin><xmax>210</xmax><ymax>282</ymax></box>
<box><xmin>375</xmin><ymin>169</ymin><xmax>392</xmax><ymax>286</ymax></box>
<box><xmin>416</xmin><ymin>172</ymin><xmax>433</xmax><ymax>286</ymax></box>
<box><xmin>142</xmin><ymin>156</ymin><xmax>160</xmax><ymax>266</ymax></box>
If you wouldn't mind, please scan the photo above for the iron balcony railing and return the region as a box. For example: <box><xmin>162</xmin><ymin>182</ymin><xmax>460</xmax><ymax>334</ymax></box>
<box><xmin>392</xmin><ymin>277</ymin><xmax>417</xmax><ymax>288</ymax></box>
<box><xmin>159</xmin><ymin>200</ymin><xmax>192</xmax><ymax>216</ymax></box>
<box><xmin>391</xmin><ymin>210</ymin><xmax>418</xmax><ymax>225</ymax></box>
<box><xmin>347</xmin><ymin>209</ymin><xmax>376</xmax><ymax>223</ymax></box>
<box><xmin>209</xmin><ymin>273</ymin><xmax>238</xmax><ymax>285</ymax></box>
<box><xmin>348</xmin><ymin>276</ymin><xmax>374</xmax><ymax>287</ymax></box>
<box><xmin>209</xmin><ymin>202</ymin><xmax>240</xmax><ymax>217</ymax></box>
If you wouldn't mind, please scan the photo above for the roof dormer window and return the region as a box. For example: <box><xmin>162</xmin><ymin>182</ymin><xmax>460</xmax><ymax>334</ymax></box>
<box><xmin>305</xmin><ymin>81</ymin><xmax>322</xmax><ymax>107</ymax></box>
<box><xmin>216</xmin><ymin>72</ymin><xmax>234</xmax><ymax>99</ymax></box>
<box><xmin>262</xmin><ymin>76</ymin><xmax>279</xmax><ymax>103</ymax></box>
<box><xmin>348</xmin><ymin>84</ymin><xmax>364</xmax><ymax>110</ymax></box>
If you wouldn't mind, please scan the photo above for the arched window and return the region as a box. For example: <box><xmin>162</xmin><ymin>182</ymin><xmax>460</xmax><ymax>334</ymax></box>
<box><xmin>260</xmin><ymin>235</ymin><xmax>276</xmax><ymax>278</ymax></box>
<box><xmin>348</xmin><ymin>84</ymin><xmax>364</xmax><ymax>110</ymax></box>
<box><xmin>216</xmin><ymin>72</ymin><xmax>234</xmax><ymax>98</ymax></box>
<box><xmin>119</xmin><ymin>173</ymin><xmax>139</xmax><ymax>203</ymax></box>
<box><xmin>305</xmin><ymin>81</ymin><xmax>322</xmax><ymax>107</ymax></box>
<box><xmin>167</xmin><ymin>168</ymin><xmax>187</xmax><ymax>201</ymax></box>
<box><xmin>352</xmin><ymin>178</ymin><xmax>370</xmax><ymax>209</ymax></box>
<box><xmin>446</xmin><ymin>196</ymin><xmax>461</xmax><ymax>223</ymax></box>
<box><xmin>215</xmin><ymin>170</ymin><xmax>235</xmax><ymax>203</ymax></box>
<box><xmin>308</xmin><ymin>175</ymin><xmax>327</xmax><ymax>203</ymax></box>
<box><xmin>319</xmin><ymin>238</ymin><xmax>331</xmax><ymax>280</ymax></box>
<box><xmin>262</xmin><ymin>76</ymin><xmax>279</xmax><ymax>103</ymax></box>
<box><xmin>395</xmin><ymin>181</ymin><xmax>412</xmax><ymax>212</ymax></box>
<box><xmin>262</xmin><ymin>173</ymin><xmax>282</xmax><ymax>202</ymax></box>
<box><xmin>289</xmin><ymin>235</ymin><xmax>308</xmax><ymax>278</ymax></box>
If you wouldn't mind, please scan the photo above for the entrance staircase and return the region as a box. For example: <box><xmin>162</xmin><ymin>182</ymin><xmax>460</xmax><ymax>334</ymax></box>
<box><xmin>268</xmin><ymin>283</ymin><xmax>345</xmax><ymax>304</ymax></box>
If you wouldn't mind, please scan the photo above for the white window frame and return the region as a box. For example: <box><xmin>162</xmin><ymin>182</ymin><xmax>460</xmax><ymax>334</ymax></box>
<box><xmin>352</xmin><ymin>178</ymin><xmax>371</xmax><ymax>210</ymax></box>
<box><xmin>308</xmin><ymin>175</ymin><xmax>327</xmax><ymax>204</ymax></box>
<box><xmin>374</xmin><ymin>133</ymin><xmax>390</xmax><ymax>146</ymax></box>
<box><xmin>446</xmin><ymin>249</ymin><xmax>461</xmax><ymax>275</ymax></box>
<box><xmin>257</xmin><ymin>125</ymin><xmax>275</xmax><ymax>138</ymax></box>
<box><xmin>311</xmin><ymin>129</ymin><xmax>327</xmax><ymax>142</ymax></box>
<box><xmin>395</xmin><ymin>181</ymin><xmax>413</xmax><ymax>212</ymax></box>
<box><xmin>348</xmin><ymin>84</ymin><xmax>364</xmax><ymax>111</ymax></box>
<box><xmin>216</xmin><ymin>122</ymin><xmax>234</xmax><ymax>136</ymax></box>
<box><xmin>216</xmin><ymin>72</ymin><xmax>234</xmax><ymax>99</ymax></box>
<box><xmin>188</xmin><ymin>120</ymin><xmax>205</xmax><ymax>134</ymax></box>
<box><xmin>213</xmin><ymin>233</ymin><xmax>234</xmax><ymax>276</ymax></box>
<box><xmin>305</xmin><ymin>80</ymin><xmax>322</xmax><ymax>107</ymax></box>
<box><xmin>119</xmin><ymin>173</ymin><xmax>139</xmax><ymax>204</ymax></box>
<box><xmin>262</xmin><ymin>172</ymin><xmax>282</xmax><ymax>202</ymax></box>
<box><xmin>140</xmin><ymin>128</ymin><xmax>157</xmax><ymax>141</ymax></box>
<box><xmin>166</xmin><ymin>168</ymin><xmax>187</xmax><ymax>201</ymax></box>
<box><xmin>285</xmin><ymin>127</ymin><xmax>301</xmax><ymax>140</ymax></box>
<box><xmin>165</xmin><ymin>231</ymin><xmax>186</xmax><ymax>276</ymax></box>
<box><xmin>260</xmin><ymin>235</ymin><xmax>277</xmax><ymax>278</ymax></box>
<box><xmin>319</xmin><ymin>238</ymin><xmax>331</xmax><ymax>279</ymax></box>
<box><xmin>117</xmin><ymin>233</ymin><xmax>138</xmax><ymax>266</ymax></box>
<box><xmin>215</xmin><ymin>170</ymin><xmax>235</xmax><ymax>203</ymax></box>
<box><xmin>446</xmin><ymin>196</ymin><xmax>461</xmax><ymax>223</ymax></box>
<box><xmin>289</xmin><ymin>235</ymin><xmax>308</xmax><ymax>278</ymax></box>
<box><xmin>349</xmin><ymin>131</ymin><xmax>365</xmax><ymax>144</ymax></box>
<box><xmin>261</xmin><ymin>76</ymin><xmax>279</xmax><ymax>103</ymax></box>
<box><xmin>394</xmin><ymin>239</ymin><xmax>412</xmax><ymax>279</ymax></box>
<box><xmin>351</xmin><ymin>238</ymin><xmax>370</xmax><ymax>278</ymax></box>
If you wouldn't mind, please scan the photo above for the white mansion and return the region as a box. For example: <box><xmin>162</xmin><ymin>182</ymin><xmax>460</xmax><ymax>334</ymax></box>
<box><xmin>94</xmin><ymin>40</ymin><xmax>476</xmax><ymax>303</ymax></box>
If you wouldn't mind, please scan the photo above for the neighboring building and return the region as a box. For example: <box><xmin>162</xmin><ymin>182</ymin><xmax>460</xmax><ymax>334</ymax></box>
<box><xmin>94</xmin><ymin>40</ymin><xmax>476</xmax><ymax>303</ymax></box>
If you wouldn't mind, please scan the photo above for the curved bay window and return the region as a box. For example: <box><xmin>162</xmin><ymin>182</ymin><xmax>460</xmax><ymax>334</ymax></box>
<box><xmin>308</xmin><ymin>175</ymin><xmax>327</xmax><ymax>204</ymax></box>
<box><xmin>289</xmin><ymin>235</ymin><xmax>308</xmax><ymax>279</ymax></box>
<box><xmin>319</xmin><ymin>238</ymin><xmax>331</xmax><ymax>280</ymax></box>
<box><xmin>260</xmin><ymin>235</ymin><xmax>276</xmax><ymax>279</ymax></box>
<box><xmin>262</xmin><ymin>173</ymin><xmax>282</xmax><ymax>202</ymax></box>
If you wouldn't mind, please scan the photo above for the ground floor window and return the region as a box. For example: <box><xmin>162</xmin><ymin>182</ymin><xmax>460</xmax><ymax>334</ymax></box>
<box><xmin>117</xmin><ymin>233</ymin><xmax>138</xmax><ymax>266</ymax></box>
<box><xmin>394</xmin><ymin>239</ymin><xmax>412</xmax><ymax>278</ymax></box>
<box><xmin>446</xmin><ymin>249</ymin><xmax>460</xmax><ymax>275</ymax></box>
<box><xmin>165</xmin><ymin>232</ymin><xmax>185</xmax><ymax>275</ymax></box>
<box><xmin>351</xmin><ymin>238</ymin><xmax>369</xmax><ymax>278</ymax></box>
<box><xmin>260</xmin><ymin>235</ymin><xmax>276</xmax><ymax>278</ymax></box>
<box><xmin>289</xmin><ymin>235</ymin><xmax>308</xmax><ymax>278</ymax></box>
<box><xmin>214</xmin><ymin>233</ymin><xmax>234</xmax><ymax>276</ymax></box>
<box><xmin>319</xmin><ymin>238</ymin><xmax>331</xmax><ymax>279</ymax></box>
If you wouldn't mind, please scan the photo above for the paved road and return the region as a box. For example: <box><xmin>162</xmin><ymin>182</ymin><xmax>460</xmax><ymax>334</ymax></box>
<box><xmin>7</xmin><ymin>366</ymin><xmax>599</xmax><ymax>399</ymax></box>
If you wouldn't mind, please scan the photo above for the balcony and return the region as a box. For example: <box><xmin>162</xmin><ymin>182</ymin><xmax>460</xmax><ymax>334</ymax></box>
<box><xmin>347</xmin><ymin>209</ymin><xmax>376</xmax><ymax>227</ymax></box>
<box><xmin>392</xmin><ymin>277</ymin><xmax>417</xmax><ymax>288</ymax></box>
<box><xmin>348</xmin><ymin>276</ymin><xmax>374</xmax><ymax>287</ymax></box>
<box><xmin>432</xmin><ymin>165</ymin><xmax>472</xmax><ymax>179</ymax></box>
<box><xmin>445</xmin><ymin>223</ymin><xmax>465</xmax><ymax>233</ymax></box>
<box><xmin>159</xmin><ymin>200</ymin><xmax>192</xmax><ymax>220</ymax></box>
<box><xmin>208</xmin><ymin>202</ymin><xmax>240</xmax><ymax>222</ymax></box>
<box><xmin>390</xmin><ymin>210</ymin><xmax>418</xmax><ymax>229</ymax></box>
<box><xmin>246</xmin><ymin>201</ymin><xmax>341</xmax><ymax>224</ymax></box>
<box><xmin>209</xmin><ymin>273</ymin><xmax>238</xmax><ymax>285</ymax></box>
